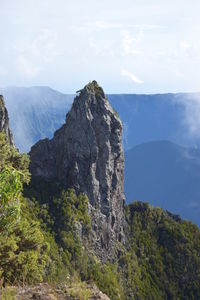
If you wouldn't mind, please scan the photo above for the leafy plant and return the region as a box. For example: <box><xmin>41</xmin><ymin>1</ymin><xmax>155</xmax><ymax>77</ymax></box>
<box><xmin>0</xmin><ymin>132</ymin><xmax>30</xmax><ymax>183</ymax></box>
<box><xmin>0</xmin><ymin>132</ymin><xmax>51</xmax><ymax>285</ymax></box>
<box><xmin>0</xmin><ymin>167</ymin><xmax>23</xmax><ymax>232</ymax></box>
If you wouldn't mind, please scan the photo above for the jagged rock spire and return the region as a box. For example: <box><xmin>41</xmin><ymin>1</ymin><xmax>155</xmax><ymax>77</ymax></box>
<box><xmin>30</xmin><ymin>81</ymin><xmax>125</xmax><ymax>259</ymax></box>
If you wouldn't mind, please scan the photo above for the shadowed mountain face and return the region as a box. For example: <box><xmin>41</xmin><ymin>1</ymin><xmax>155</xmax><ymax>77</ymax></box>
<box><xmin>125</xmin><ymin>140</ymin><xmax>200</xmax><ymax>226</ymax></box>
<box><xmin>1</xmin><ymin>86</ymin><xmax>200</xmax><ymax>152</ymax></box>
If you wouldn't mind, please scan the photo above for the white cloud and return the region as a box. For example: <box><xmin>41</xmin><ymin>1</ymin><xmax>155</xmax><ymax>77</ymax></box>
<box><xmin>1</xmin><ymin>0</ymin><xmax>200</xmax><ymax>92</ymax></box>
<box><xmin>121</xmin><ymin>30</ymin><xmax>144</xmax><ymax>55</ymax></box>
<box><xmin>121</xmin><ymin>69</ymin><xmax>144</xmax><ymax>84</ymax></box>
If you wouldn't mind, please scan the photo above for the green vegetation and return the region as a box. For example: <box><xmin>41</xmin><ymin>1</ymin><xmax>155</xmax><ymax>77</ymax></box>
<box><xmin>0</xmin><ymin>208</ymin><xmax>49</xmax><ymax>284</ymax></box>
<box><xmin>0</xmin><ymin>132</ymin><xmax>29</xmax><ymax>234</ymax></box>
<box><xmin>87</xmin><ymin>262</ymin><xmax>124</xmax><ymax>300</ymax></box>
<box><xmin>0</xmin><ymin>96</ymin><xmax>5</xmax><ymax>108</ymax></box>
<box><xmin>0</xmin><ymin>132</ymin><xmax>30</xmax><ymax>182</ymax></box>
<box><xmin>0</xmin><ymin>286</ymin><xmax>17</xmax><ymax>300</ymax></box>
<box><xmin>0</xmin><ymin>132</ymin><xmax>107</xmax><ymax>292</ymax></box>
<box><xmin>66</xmin><ymin>281</ymin><xmax>91</xmax><ymax>300</ymax></box>
<box><xmin>0</xmin><ymin>167</ymin><xmax>23</xmax><ymax>232</ymax></box>
<box><xmin>0</xmin><ymin>133</ymin><xmax>51</xmax><ymax>284</ymax></box>
<box><xmin>77</xmin><ymin>80</ymin><xmax>104</xmax><ymax>99</ymax></box>
<box><xmin>120</xmin><ymin>202</ymin><xmax>200</xmax><ymax>299</ymax></box>
<box><xmin>2</xmin><ymin>130</ymin><xmax>200</xmax><ymax>299</ymax></box>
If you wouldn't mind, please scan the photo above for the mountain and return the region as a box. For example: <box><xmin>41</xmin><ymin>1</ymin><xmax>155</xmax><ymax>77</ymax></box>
<box><xmin>125</xmin><ymin>140</ymin><xmax>200</xmax><ymax>226</ymax></box>
<box><xmin>2</xmin><ymin>86</ymin><xmax>200</xmax><ymax>226</ymax></box>
<box><xmin>0</xmin><ymin>86</ymin><xmax>74</xmax><ymax>152</ymax></box>
<box><xmin>2</xmin><ymin>82</ymin><xmax>200</xmax><ymax>299</ymax></box>
<box><xmin>123</xmin><ymin>201</ymin><xmax>200</xmax><ymax>299</ymax></box>
<box><xmin>29</xmin><ymin>81</ymin><xmax>125</xmax><ymax>260</ymax></box>
<box><xmin>1</xmin><ymin>86</ymin><xmax>200</xmax><ymax>152</ymax></box>
<box><xmin>108</xmin><ymin>93</ymin><xmax>197</xmax><ymax>150</ymax></box>
<box><xmin>0</xmin><ymin>95</ymin><xmax>14</xmax><ymax>145</ymax></box>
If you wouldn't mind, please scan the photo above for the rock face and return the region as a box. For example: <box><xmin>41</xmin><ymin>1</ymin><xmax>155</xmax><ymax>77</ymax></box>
<box><xmin>0</xmin><ymin>95</ymin><xmax>14</xmax><ymax>145</ymax></box>
<box><xmin>30</xmin><ymin>81</ymin><xmax>125</xmax><ymax>259</ymax></box>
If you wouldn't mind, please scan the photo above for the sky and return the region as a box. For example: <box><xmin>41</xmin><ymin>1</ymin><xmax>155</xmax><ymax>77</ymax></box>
<box><xmin>0</xmin><ymin>0</ymin><xmax>200</xmax><ymax>94</ymax></box>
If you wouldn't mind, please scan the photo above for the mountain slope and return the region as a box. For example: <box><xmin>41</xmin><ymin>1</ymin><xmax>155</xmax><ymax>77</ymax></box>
<box><xmin>125</xmin><ymin>140</ymin><xmax>200</xmax><ymax>226</ymax></box>
<box><xmin>122</xmin><ymin>201</ymin><xmax>200</xmax><ymax>300</ymax></box>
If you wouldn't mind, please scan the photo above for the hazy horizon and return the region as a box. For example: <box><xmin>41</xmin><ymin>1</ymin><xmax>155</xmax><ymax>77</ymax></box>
<box><xmin>1</xmin><ymin>85</ymin><xmax>200</xmax><ymax>96</ymax></box>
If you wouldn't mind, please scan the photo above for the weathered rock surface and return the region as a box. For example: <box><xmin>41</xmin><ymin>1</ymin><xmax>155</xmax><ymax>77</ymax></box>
<box><xmin>0</xmin><ymin>95</ymin><xmax>14</xmax><ymax>145</ymax></box>
<box><xmin>30</xmin><ymin>81</ymin><xmax>125</xmax><ymax>259</ymax></box>
<box><xmin>1</xmin><ymin>283</ymin><xmax>110</xmax><ymax>299</ymax></box>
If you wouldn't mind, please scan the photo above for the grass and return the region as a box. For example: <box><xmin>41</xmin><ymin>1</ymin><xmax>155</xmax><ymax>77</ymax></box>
<box><xmin>67</xmin><ymin>282</ymin><xmax>91</xmax><ymax>300</ymax></box>
<box><xmin>0</xmin><ymin>286</ymin><xmax>17</xmax><ymax>300</ymax></box>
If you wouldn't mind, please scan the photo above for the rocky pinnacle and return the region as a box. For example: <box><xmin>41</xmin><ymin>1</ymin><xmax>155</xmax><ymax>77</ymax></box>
<box><xmin>30</xmin><ymin>81</ymin><xmax>125</xmax><ymax>259</ymax></box>
<box><xmin>0</xmin><ymin>95</ymin><xmax>14</xmax><ymax>146</ymax></box>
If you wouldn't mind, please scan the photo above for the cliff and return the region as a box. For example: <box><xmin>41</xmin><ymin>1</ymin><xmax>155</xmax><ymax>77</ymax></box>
<box><xmin>0</xmin><ymin>95</ymin><xmax>14</xmax><ymax>145</ymax></box>
<box><xmin>30</xmin><ymin>81</ymin><xmax>125</xmax><ymax>259</ymax></box>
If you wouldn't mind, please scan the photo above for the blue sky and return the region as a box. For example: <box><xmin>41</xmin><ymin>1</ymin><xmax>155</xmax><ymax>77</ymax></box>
<box><xmin>1</xmin><ymin>0</ymin><xmax>200</xmax><ymax>93</ymax></box>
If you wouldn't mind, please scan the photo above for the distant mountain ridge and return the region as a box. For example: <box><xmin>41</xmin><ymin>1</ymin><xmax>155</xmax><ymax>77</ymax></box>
<box><xmin>1</xmin><ymin>86</ymin><xmax>200</xmax><ymax>152</ymax></box>
<box><xmin>0</xmin><ymin>86</ymin><xmax>74</xmax><ymax>152</ymax></box>
<box><xmin>125</xmin><ymin>140</ymin><xmax>200</xmax><ymax>226</ymax></box>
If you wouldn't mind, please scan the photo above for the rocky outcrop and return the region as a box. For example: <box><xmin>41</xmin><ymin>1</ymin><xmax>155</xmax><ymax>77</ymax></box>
<box><xmin>30</xmin><ymin>81</ymin><xmax>125</xmax><ymax>259</ymax></box>
<box><xmin>0</xmin><ymin>95</ymin><xmax>14</xmax><ymax>145</ymax></box>
<box><xmin>1</xmin><ymin>283</ymin><xmax>110</xmax><ymax>299</ymax></box>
